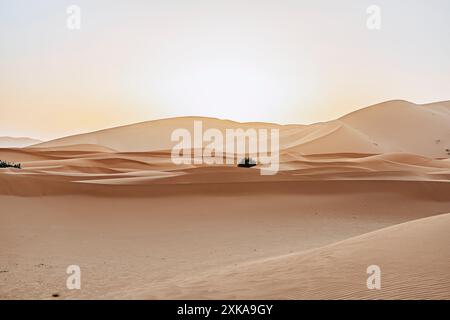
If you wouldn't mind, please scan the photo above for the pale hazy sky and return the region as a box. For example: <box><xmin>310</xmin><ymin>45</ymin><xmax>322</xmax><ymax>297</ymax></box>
<box><xmin>1</xmin><ymin>0</ymin><xmax>450</xmax><ymax>140</ymax></box>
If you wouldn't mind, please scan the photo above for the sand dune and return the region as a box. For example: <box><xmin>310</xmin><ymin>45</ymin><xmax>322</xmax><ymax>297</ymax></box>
<box><xmin>32</xmin><ymin>116</ymin><xmax>286</xmax><ymax>153</ymax></box>
<box><xmin>0</xmin><ymin>137</ymin><xmax>42</xmax><ymax>148</ymax></box>
<box><xmin>30</xmin><ymin>144</ymin><xmax>117</xmax><ymax>153</ymax></box>
<box><xmin>1</xmin><ymin>147</ymin><xmax>450</xmax><ymax>196</ymax></box>
<box><xmin>1</xmin><ymin>188</ymin><xmax>449</xmax><ymax>300</ymax></box>
<box><xmin>1</xmin><ymin>100</ymin><xmax>449</xmax><ymax>300</ymax></box>
<box><xmin>31</xmin><ymin>100</ymin><xmax>450</xmax><ymax>158</ymax></box>
<box><xmin>2</xmin><ymin>142</ymin><xmax>450</xmax><ymax>192</ymax></box>
<box><xmin>338</xmin><ymin>100</ymin><xmax>450</xmax><ymax>157</ymax></box>
<box><xmin>146</xmin><ymin>213</ymin><xmax>450</xmax><ymax>300</ymax></box>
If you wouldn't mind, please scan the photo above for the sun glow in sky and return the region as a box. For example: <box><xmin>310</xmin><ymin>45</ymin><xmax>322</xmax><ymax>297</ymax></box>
<box><xmin>1</xmin><ymin>0</ymin><xmax>450</xmax><ymax>140</ymax></box>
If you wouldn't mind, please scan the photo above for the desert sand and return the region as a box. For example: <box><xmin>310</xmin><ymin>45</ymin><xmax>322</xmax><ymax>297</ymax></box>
<box><xmin>146</xmin><ymin>213</ymin><xmax>450</xmax><ymax>300</ymax></box>
<box><xmin>0</xmin><ymin>137</ymin><xmax>42</xmax><ymax>148</ymax></box>
<box><xmin>0</xmin><ymin>100</ymin><xmax>449</xmax><ymax>299</ymax></box>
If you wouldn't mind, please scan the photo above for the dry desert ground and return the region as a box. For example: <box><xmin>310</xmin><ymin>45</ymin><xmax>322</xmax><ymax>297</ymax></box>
<box><xmin>1</xmin><ymin>100</ymin><xmax>449</xmax><ymax>299</ymax></box>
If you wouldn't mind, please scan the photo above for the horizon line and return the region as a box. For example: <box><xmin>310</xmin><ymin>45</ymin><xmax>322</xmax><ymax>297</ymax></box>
<box><xmin>3</xmin><ymin>98</ymin><xmax>449</xmax><ymax>143</ymax></box>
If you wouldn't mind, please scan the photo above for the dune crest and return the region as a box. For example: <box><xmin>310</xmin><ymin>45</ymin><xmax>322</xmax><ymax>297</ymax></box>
<box><xmin>31</xmin><ymin>100</ymin><xmax>450</xmax><ymax>158</ymax></box>
<box><xmin>0</xmin><ymin>136</ymin><xmax>42</xmax><ymax>148</ymax></box>
<box><xmin>1</xmin><ymin>99</ymin><xmax>449</xmax><ymax>300</ymax></box>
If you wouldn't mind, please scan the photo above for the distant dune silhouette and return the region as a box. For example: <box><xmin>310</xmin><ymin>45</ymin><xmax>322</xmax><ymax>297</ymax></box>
<box><xmin>32</xmin><ymin>100</ymin><xmax>450</xmax><ymax>158</ymax></box>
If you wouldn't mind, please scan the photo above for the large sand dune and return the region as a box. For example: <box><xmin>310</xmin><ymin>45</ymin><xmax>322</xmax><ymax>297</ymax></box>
<box><xmin>147</xmin><ymin>213</ymin><xmax>450</xmax><ymax>299</ymax></box>
<box><xmin>32</xmin><ymin>100</ymin><xmax>450</xmax><ymax>158</ymax></box>
<box><xmin>1</xmin><ymin>188</ymin><xmax>449</xmax><ymax>299</ymax></box>
<box><xmin>1</xmin><ymin>100</ymin><xmax>449</xmax><ymax>299</ymax></box>
<box><xmin>0</xmin><ymin>137</ymin><xmax>42</xmax><ymax>148</ymax></box>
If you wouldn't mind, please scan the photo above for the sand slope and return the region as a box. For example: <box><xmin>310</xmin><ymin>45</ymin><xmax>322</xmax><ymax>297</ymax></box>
<box><xmin>147</xmin><ymin>213</ymin><xmax>450</xmax><ymax>300</ymax></box>
<box><xmin>32</xmin><ymin>117</ymin><xmax>286</xmax><ymax>153</ymax></box>
<box><xmin>1</xmin><ymin>100</ymin><xmax>449</xmax><ymax>300</ymax></box>
<box><xmin>31</xmin><ymin>100</ymin><xmax>450</xmax><ymax>158</ymax></box>
<box><xmin>338</xmin><ymin>100</ymin><xmax>450</xmax><ymax>157</ymax></box>
<box><xmin>1</xmin><ymin>190</ymin><xmax>449</xmax><ymax>300</ymax></box>
<box><xmin>1</xmin><ymin>147</ymin><xmax>450</xmax><ymax>196</ymax></box>
<box><xmin>0</xmin><ymin>137</ymin><xmax>42</xmax><ymax>148</ymax></box>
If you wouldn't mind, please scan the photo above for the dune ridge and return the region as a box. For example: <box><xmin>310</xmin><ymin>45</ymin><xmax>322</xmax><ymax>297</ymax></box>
<box><xmin>143</xmin><ymin>213</ymin><xmax>450</xmax><ymax>300</ymax></box>
<box><xmin>31</xmin><ymin>100</ymin><xmax>450</xmax><ymax>158</ymax></box>
<box><xmin>0</xmin><ymin>136</ymin><xmax>42</xmax><ymax>148</ymax></box>
<box><xmin>0</xmin><ymin>99</ymin><xmax>449</xmax><ymax>300</ymax></box>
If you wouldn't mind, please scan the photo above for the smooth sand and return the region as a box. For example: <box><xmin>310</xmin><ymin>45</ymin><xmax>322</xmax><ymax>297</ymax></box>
<box><xmin>147</xmin><ymin>213</ymin><xmax>450</xmax><ymax>300</ymax></box>
<box><xmin>1</xmin><ymin>150</ymin><xmax>449</xmax><ymax>299</ymax></box>
<box><xmin>1</xmin><ymin>100</ymin><xmax>449</xmax><ymax>299</ymax></box>
<box><xmin>32</xmin><ymin>100</ymin><xmax>450</xmax><ymax>158</ymax></box>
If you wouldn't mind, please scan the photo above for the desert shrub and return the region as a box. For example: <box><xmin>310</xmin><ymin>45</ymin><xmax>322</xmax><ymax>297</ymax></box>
<box><xmin>0</xmin><ymin>160</ymin><xmax>21</xmax><ymax>169</ymax></box>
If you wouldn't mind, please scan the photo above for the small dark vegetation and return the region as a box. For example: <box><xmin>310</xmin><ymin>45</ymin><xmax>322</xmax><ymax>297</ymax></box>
<box><xmin>0</xmin><ymin>160</ymin><xmax>21</xmax><ymax>169</ymax></box>
<box><xmin>238</xmin><ymin>157</ymin><xmax>257</xmax><ymax>168</ymax></box>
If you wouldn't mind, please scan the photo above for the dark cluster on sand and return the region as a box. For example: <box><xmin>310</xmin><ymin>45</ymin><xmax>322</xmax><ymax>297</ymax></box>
<box><xmin>0</xmin><ymin>160</ymin><xmax>21</xmax><ymax>169</ymax></box>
